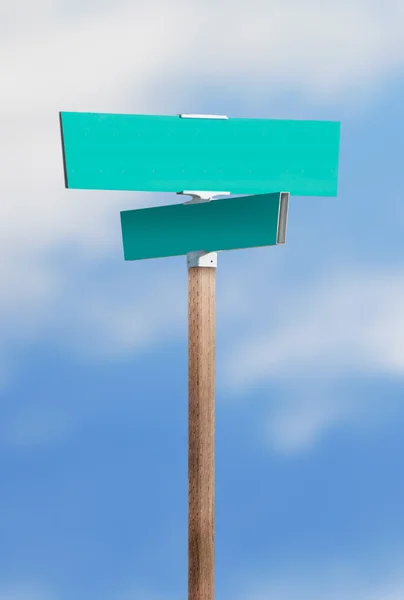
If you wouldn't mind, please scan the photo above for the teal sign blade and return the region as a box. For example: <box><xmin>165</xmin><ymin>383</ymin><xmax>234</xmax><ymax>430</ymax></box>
<box><xmin>60</xmin><ymin>112</ymin><xmax>340</xmax><ymax>196</ymax></box>
<box><xmin>120</xmin><ymin>192</ymin><xmax>289</xmax><ymax>261</ymax></box>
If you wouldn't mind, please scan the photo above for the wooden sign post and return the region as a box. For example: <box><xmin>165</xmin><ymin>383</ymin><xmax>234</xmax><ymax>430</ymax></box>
<box><xmin>188</xmin><ymin>263</ymin><xmax>216</xmax><ymax>600</ymax></box>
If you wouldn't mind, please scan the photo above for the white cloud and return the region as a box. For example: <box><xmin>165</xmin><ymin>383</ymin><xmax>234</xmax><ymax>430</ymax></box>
<box><xmin>263</xmin><ymin>385</ymin><xmax>349</xmax><ymax>453</ymax></box>
<box><xmin>53</xmin><ymin>265</ymin><xmax>187</xmax><ymax>361</ymax></box>
<box><xmin>224</xmin><ymin>267</ymin><xmax>404</xmax><ymax>386</ymax></box>
<box><xmin>222</xmin><ymin>266</ymin><xmax>404</xmax><ymax>452</ymax></box>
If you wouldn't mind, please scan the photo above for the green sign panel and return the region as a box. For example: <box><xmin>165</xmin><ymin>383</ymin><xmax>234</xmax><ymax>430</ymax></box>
<box><xmin>60</xmin><ymin>112</ymin><xmax>340</xmax><ymax>196</ymax></box>
<box><xmin>120</xmin><ymin>192</ymin><xmax>289</xmax><ymax>261</ymax></box>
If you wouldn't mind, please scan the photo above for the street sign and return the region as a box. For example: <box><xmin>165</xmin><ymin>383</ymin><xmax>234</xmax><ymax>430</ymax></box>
<box><xmin>120</xmin><ymin>192</ymin><xmax>289</xmax><ymax>261</ymax></box>
<box><xmin>60</xmin><ymin>112</ymin><xmax>340</xmax><ymax>196</ymax></box>
<box><xmin>58</xmin><ymin>105</ymin><xmax>342</xmax><ymax>600</ymax></box>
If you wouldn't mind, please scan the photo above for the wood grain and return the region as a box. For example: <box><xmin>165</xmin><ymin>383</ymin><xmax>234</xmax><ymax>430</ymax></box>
<box><xmin>188</xmin><ymin>266</ymin><xmax>216</xmax><ymax>600</ymax></box>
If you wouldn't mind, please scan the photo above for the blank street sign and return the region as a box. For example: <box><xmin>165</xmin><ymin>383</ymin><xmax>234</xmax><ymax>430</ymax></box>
<box><xmin>60</xmin><ymin>112</ymin><xmax>340</xmax><ymax>196</ymax></box>
<box><xmin>120</xmin><ymin>192</ymin><xmax>289</xmax><ymax>261</ymax></box>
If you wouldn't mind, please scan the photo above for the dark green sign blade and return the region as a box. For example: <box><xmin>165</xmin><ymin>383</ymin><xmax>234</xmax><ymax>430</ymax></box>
<box><xmin>60</xmin><ymin>112</ymin><xmax>340</xmax><ymax>196</ymax></box>
<box><xmin>120</xmin><ymin>192</ymin><xmax>289</xmax><ymax>261</ymax></box>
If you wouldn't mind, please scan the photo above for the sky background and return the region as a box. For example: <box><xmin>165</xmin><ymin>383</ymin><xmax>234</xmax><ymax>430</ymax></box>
<box><xmin>1</xmin><ymin>0</ymin><xmax>404</xmax><ymax>598</ymax></box>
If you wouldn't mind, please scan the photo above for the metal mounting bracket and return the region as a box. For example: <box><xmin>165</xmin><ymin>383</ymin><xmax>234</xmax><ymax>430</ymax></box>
<box><xmin>187</xmin><ymin>251</ymin><xmax>217</xmax><ymax>268</ymax></box>
<box><xmin>178</xmin><ymin>190</ymin><xmax>231</xmax><ymax>204</ymax></box>
<box><xmin>179</xmin><ymin>114</ymin><xmax>228</xmax><ymax>120</ymax></box>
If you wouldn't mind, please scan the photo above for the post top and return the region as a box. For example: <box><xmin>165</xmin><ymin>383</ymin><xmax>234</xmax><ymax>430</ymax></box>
<box><xmin>187</xmin><ymin>251</ymin><xmax>217</xmax><ymax>268</ymax></box>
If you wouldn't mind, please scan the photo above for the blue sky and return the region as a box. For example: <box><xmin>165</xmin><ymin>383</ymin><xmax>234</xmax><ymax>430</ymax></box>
<box><xmin>1</xmin><ymin>0</ymin><xmax>404</xmax><ymax>598</ymax></box>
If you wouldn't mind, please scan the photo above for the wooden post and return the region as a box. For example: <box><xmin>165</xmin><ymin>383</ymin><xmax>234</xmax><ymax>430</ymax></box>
<box><xmin>188</xmin><ymin>265</ymin><xmax>216</xmax><ymax>600</ymax></box>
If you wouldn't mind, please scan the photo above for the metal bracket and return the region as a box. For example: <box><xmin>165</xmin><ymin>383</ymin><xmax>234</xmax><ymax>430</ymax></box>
<box><xmin>179</xmin><ymin>114</ymin><xmax>228</xmax><ymax>120</ymax></box>
<box><xmin>178</xmin><ymin>190</ymin><xmax>230</xmax><ymax>204</ymax></box>
<box><xmin>187</xmin><ymin>251</ymin><xmax>217</xmax><ymax>268</ymax></box>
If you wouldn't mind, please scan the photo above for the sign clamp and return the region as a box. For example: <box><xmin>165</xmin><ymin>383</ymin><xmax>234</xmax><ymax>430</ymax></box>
<box><xmin>179</xmin><ymin>190</ymin><xmax>230</xmax><ymax>205</ymax></box>
<box><xmin>179</xmin><ymin>114</ymin><xmax>229</xmax><ymax>120</ymax></box>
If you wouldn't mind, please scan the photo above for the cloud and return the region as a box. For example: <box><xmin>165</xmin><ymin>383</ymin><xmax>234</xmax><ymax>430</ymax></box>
<box><xmin>53</xmin><ymin>265</ymin><xmax>187</xmax><ymax>361</ymax></box>
<box><xmin>224</xmin><ymin>267</ymin><xmax>404</xmax><ymax>387</ymax></box>
<box><xmin>222</xmin><ymin>266</ymin><xmax>404</xmax><ymax>452</ymax></box>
